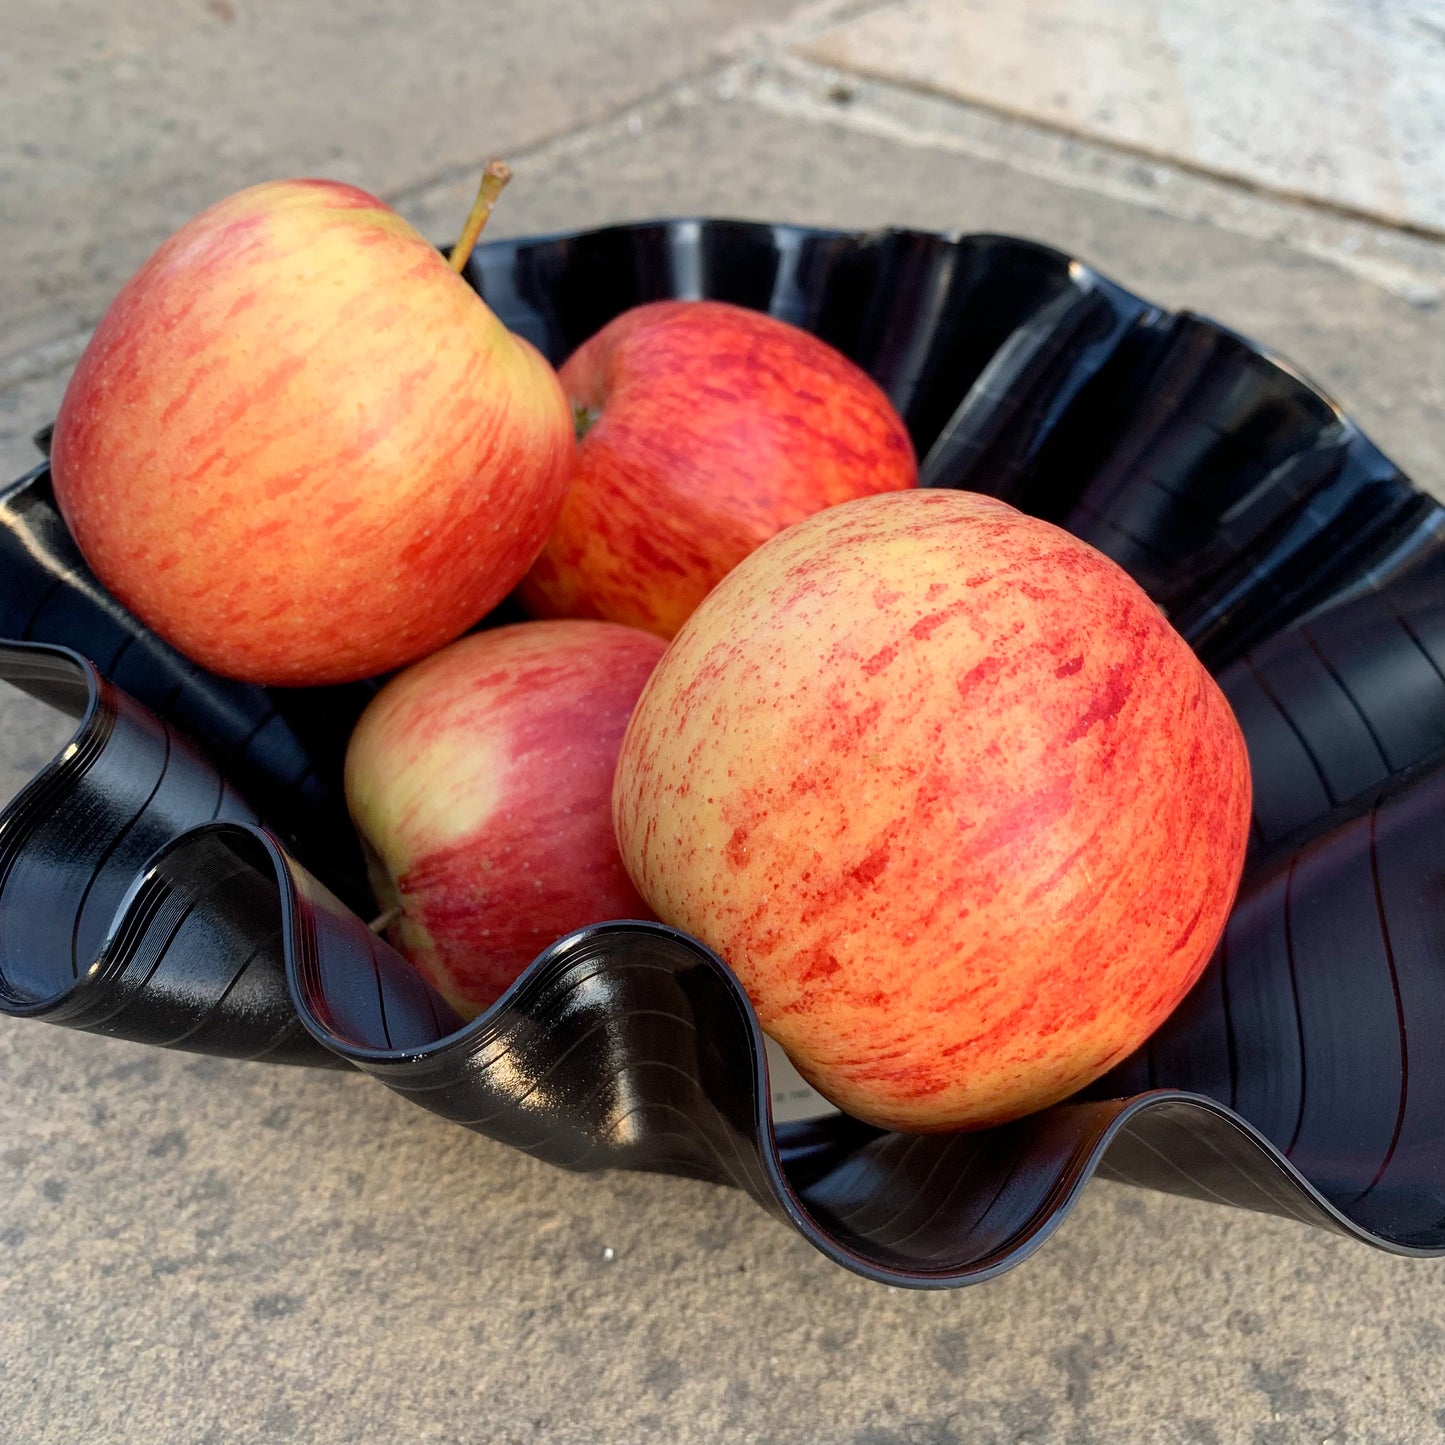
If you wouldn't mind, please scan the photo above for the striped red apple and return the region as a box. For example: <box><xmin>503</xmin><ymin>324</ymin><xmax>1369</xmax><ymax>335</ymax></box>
<box><xmin>345</xmin><ymin>619</ymin><xmax>665</xmax><ymax>1019</ymax></box>
<box><xmin>519</xmin><ymin>300</ymin><xmax>918</xmax><ymax>639</ymax></box>
<box><xmin>614</xmin><ymin>490</ymin><xmax>1253</xmax><ymax>1132</ymax></box>
<box><xmin>51</xmin><ymin>165</ymin><xmax>572</xmax><ymax>686</ymax></box>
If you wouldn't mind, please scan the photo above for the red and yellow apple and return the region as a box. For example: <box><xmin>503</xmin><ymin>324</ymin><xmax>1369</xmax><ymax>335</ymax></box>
<box><xmin>613</xmin><ymin>490</ymin><xmax>1252</xmax><ymax>1132</ymax></box>
<box><xmin>345</xmin><ymin>618</ymin><xmax>665</xmax><ymax>1018</ymax></box>
<box><xmin>518</xmin><ymin>299</ymin><xmax>917</xmax><ymax>638</ymax></box>
<box><xmin>51</xmin><ymin>169</ymin><xmax>573</xmax><ymax>686</ymax></box>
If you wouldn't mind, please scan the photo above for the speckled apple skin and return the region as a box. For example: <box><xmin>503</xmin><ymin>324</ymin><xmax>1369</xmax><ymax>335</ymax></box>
<box><xmin>517</xmin><ymin>300</ymin><xmax>917</xmax><ymax>639</ymax></box>
<box><xmin>613</xmin><ymin>490</ymin><xmax>1253</xmax><ymax>1132</ymax></box>
<box><xmin>345</xmin><ymin>620</ymin><xmax>666</xmax><ymax>1019</ymax></box>
<box><xmin>52</xmin><ymin>180</ymin><xmax>574</xmax><ymax>686</ymax></box>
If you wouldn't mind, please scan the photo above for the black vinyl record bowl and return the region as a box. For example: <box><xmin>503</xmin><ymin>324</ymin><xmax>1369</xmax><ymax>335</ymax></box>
<box><xmin>2</xmin><ymin>219</ymin><xmax>1443</xmax><ymax>1288</ymax></box>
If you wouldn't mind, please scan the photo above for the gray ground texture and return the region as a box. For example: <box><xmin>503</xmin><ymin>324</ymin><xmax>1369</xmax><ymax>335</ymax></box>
<box><xmin>2</xmin><ymin>2</ymin><xmax>1444</xmax><ymax>1441</ymax></box>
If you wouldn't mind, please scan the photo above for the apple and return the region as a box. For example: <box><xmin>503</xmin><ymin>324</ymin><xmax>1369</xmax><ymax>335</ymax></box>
<box><xmin>613</xmin><ymin>490</ymin><xmax>1252</xmax><ymax>1132</ymax></box>
<box><xmin>517</xmin><ymin>299</ymin><xmax>917</xmax><ymax>639</ymax></box>
<box><xmin>345</xmin><ymin>618</ymin><xmax>666</xmax><ymax>1018</ymax></box>
<box><xmin>50</xmin><ymin>164</ymin><xmax>573</xmax><ymax>686</ymax></box>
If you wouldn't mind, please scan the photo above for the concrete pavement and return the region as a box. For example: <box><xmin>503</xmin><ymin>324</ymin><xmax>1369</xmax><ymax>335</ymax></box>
<box><xmin>3</xmin><ymin>3</ymin><xmax>1444</xmax><ymax>1441</ymax></box>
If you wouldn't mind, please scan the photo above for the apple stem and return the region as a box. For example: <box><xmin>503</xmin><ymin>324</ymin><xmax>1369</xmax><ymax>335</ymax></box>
<box><xmin>447</xmin><ymin>160</ymin><xmax>513</xmax><ymax>273</ymax></box>
<box><xmin>573</xmin><ymin>402</ymin><xmax>601</xmax><ymax>441</ymax></box>
<box><xmin>368</xmin><ymin>906</ymin><xmax>401</xmax><ymax>935</ymax></box>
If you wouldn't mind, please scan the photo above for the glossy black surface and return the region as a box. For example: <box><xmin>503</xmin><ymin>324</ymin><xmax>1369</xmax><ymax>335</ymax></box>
<box><xmin>1</xmin><ymin>220</ymin><xmax>1443</xmax><ymax>1286</ymax></box>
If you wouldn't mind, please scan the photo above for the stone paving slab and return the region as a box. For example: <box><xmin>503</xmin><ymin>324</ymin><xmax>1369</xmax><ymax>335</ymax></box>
<box><xmin>0</xmin><ymin>0</ymin><xmax>799</xmax><ymax>364</ymax></box>
<box><xmin>802</xmin><ymin>0</ymin><xmax>1445</xmax><ymax>235</ymax></box>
